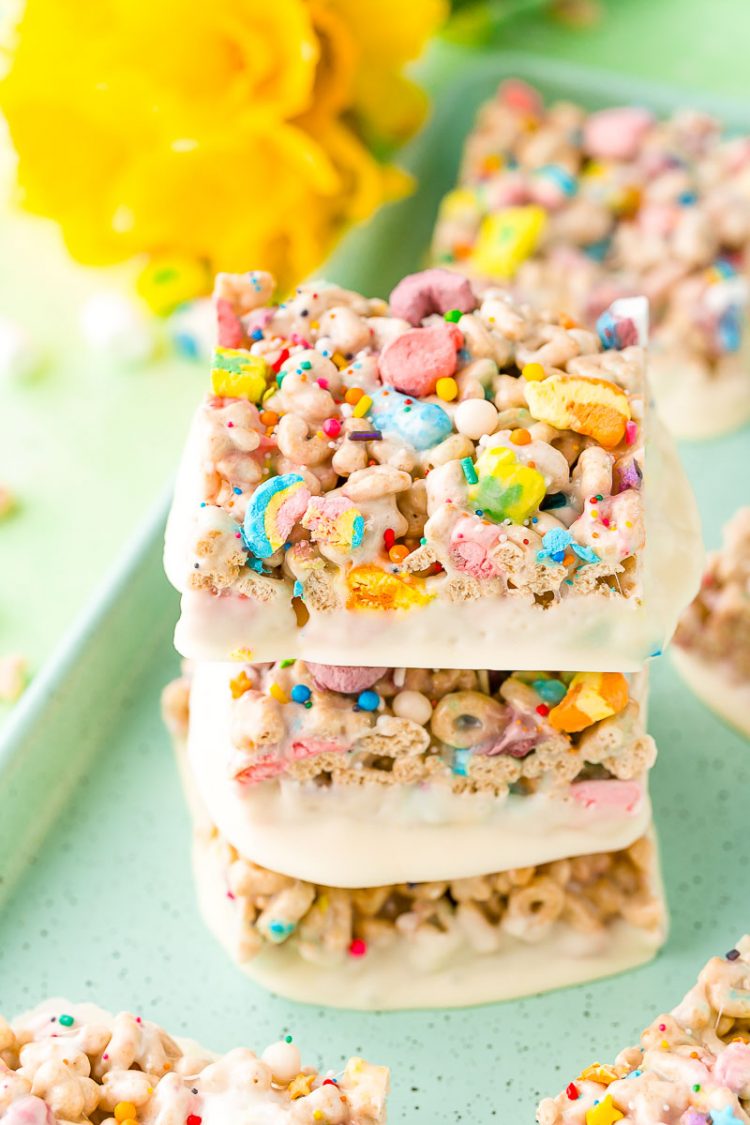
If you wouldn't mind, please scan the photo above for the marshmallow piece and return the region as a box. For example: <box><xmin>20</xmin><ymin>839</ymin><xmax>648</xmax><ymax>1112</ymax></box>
<box><xmin>210</xmin><ymin>347</ymin><xmax>269</xmax><ymax>402</ymax></box>
<box><xmin>469</xmin><ymin>446</ymin><xmax>546</xmax><ymax>524</ymax></box>
<box><xmin>470</xmin><ymin>206</ymin><xmax>547</xmax><ymax>279</ymax></box>
<box><xmin>80</xmin><ymin>291</ymin><xmax>157</xmax><ymax>365</ymax></box>
<box><xmin>548</xmin><ymin>672</ymin><xmax>629</xmax><ymax>732</ymax></box>
<box><xmin>524</xmin><ymin>373</ymin><xmax>631</xmax><ymax>448</ymax></box>
<box><xmin>307</xmin><ymin>664</ymin><xmax>383</xmax><ymax>694</ymax></box>
<box><xmin>378</xmin><ymin>322</ymin><xmax>459</xmax><ymax>397</ymax></box>
<box><xmin>583</xmin><ymin>106</ymin><xmax>655</xmax><ymax>161</ymax></box>
<box><xmin>389</xmin><ymin>268</ymin><xmax>477</xmax><ymax>326</ymax></box>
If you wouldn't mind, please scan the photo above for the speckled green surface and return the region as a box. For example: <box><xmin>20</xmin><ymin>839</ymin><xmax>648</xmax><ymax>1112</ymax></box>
<box><xmin>0</xmin><ymin>50</ymin><xmax>749</xmax><ymax>1125</ymax></box>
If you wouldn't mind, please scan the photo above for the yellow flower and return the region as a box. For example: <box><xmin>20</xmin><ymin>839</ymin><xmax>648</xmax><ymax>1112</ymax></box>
<box><xmin>322</xmin><ymin>0</ymin><xmax>449</xmax><ymax>144</ymax></box>
<box><xmin>0</xmin><ymin>0</ymin><xmax>445</xmax><ymax>303</ymax></box>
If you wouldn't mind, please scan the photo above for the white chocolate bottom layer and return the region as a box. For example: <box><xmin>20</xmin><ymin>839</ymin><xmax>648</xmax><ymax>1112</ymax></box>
<box><xmin>165</xmin><ymin>410</ymin><xmax>702</xmax><ymax>671</ymax></box>
<box><xmin>193</xmin><ymin>832</ymin><xmax>666</xmax><ymax>1010</ymax></box>
<box><xmin>672</xmin><ymin>646</ymin><xmax>750</xmax><ymax>738</ymax></box>
<box><xmin>188</xmin><ymin>664</ymin><xmax>652</xmax><ymax>886</ymax></box>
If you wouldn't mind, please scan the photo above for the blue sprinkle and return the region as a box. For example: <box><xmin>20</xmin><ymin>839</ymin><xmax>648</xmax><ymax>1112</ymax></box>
<box><xmin>233</xmin><ymin>486</ymin><xmax>242</xmax><ymax>495</ymax></box>
<box><xmin>718</xmin><ymin>305</ymin><xmax>742</xmax><ymax>353</ymax></box>
<box><xmin>291</xmin><ymin>684</ymin><xmax>312</xmax><ymax>704</ymax></box>
<box><xmin>458</xmin><ymin>347</ymin><xmax>471</xmax><ymax>362</ymax></box>
<box><xmin>199</xmin><ymin>501</ymin><xmax>207</xmax><ymax>508</ymax></box>
<box><xmin>714</xmin><ymin>258</ymin><xmax>737</xmax><ymax>279</ymax></box>
<box><xmin>293</xmin><ymin>580</ymin><xmax>303</xmax><ymax>598</ymax></box>
<box><xmin>250</xmin><ymin>328</ymin><xmax>264</xmax><ymax>341</ymax></box>
<box><xmin>540</xmin><ymin>491</ymin><xmax>568</xmax><ymax>511</ymax></box>
<box><xmin>452</xmin><ymin>748</ymin><xmax>471</xmax><ymax>777</ymax></box>
<box><xmin>267</xmin><ymin>920</ymin><xmax>296</xmax><ymax>942</ymax></box>
<box><xmin>584</xmin><ymin>237</ymin><xmax>611</xmax><ymax>262</ymax></box>
<box><xmin>357</xmin><ymin>690</ymin><xmax>380</xmax><ymax>712</ymax></box>
<box><xmin>678</xmin><ymin>190</ymin><xmax>697</xmax><ymax>205</ymax></box>
<box><xmin>533</xmin><ymin>679</ymin><xmax>567</xmax><ymax>705</ymax></box>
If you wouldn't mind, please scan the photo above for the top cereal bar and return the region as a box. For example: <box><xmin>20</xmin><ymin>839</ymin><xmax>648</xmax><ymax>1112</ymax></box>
<box><xmin>163</xmin><ymin>268</ymin><xmax>701</xmax><ymax>670</ymax></box>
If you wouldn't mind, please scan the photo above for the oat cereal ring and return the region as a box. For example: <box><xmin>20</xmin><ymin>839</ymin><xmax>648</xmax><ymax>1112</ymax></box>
<box><xmin>430</xmin><ymin>690</ymin><xmax>507</xmax><ymax>749</ymax></box>
<box><xmin>502</xmin><ymin>876</ymin><xmax>565</xmax><ymax>940</ymax></box>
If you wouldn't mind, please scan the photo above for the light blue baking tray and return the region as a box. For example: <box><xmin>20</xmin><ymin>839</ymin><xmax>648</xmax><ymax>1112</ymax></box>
<box><xmin>1</xmin><ymin>53</ymin><xmax>749</xmax><ymax>1123</ymax></box>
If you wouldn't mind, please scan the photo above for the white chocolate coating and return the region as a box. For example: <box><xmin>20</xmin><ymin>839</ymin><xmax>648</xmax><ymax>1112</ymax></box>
<box><xmin>672</xmin><ymin>646</ymin><xmax>750</xmax><ymax>738</ymax></box>
<box><xmin>187</xmin><ymin>662</ymin><xmax>653</xmax><ymax>885</ymax></box>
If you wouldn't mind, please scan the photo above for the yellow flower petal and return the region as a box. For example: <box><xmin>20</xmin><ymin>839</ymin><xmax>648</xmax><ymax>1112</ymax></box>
<box><xmin>307</xmin><ymin>1</ymin><xmax>358</xmax><ymax>117</ymax></box>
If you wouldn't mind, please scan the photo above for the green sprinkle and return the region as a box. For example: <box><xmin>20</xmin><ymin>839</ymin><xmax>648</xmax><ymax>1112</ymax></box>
<box><xmin>420</xmin><ymin>536</ymin><xmax>427</xmax><ymax>545</ymax></box>
<box><xmin>280</xmin><ymin>659</ymin><xmax>296</xmax><ymax>668</ymax></box>
<box><xmin>693</xmin><ymin>1085</ymin><xmax>701</xmax><ymax>1093</ymax></box>
<box><xmin>461</xmin><ymin>457</ymin><xmax>478</xmax><ymax>485</ymax></box>
<box><xmin>300</xmin><ymin>360</ymin><xmax>312</xmax><ymax>370</ymax></box>
<box><xmin>285</xmin><ymin>1034</ymin><xmax>293</xmax><ymax>1043</ymax></box>
<box><xmin>444</xmin><ymin>308</ymin><xmax>462</xmax><ymax>323</ymax></box>
<box><xmin>58</xmin><ymin>1014</ymin><xmax>74</xmax><ymax>1027</ymax></box>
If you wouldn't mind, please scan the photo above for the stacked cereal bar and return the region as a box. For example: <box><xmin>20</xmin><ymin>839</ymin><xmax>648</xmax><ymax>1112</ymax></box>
<box><xmin>164</xmin><ymin>270</ymin><xmax>701</xmax><ymax>670</ymax></box>
<box><xmin>0</xmin><ymin>1000</ymin><xmax>388</xmax><ymax>1122</ymax></box>
<box><xmin>673</xmin><ymin>506</ymin><xmax>750</xmax><ymax>736</ymax></box>
<box><xmin>432</xmin><ymin>80</ymin><xmax>750</xmax><ymax>439</ymax></box>
<box><xmin>163</xmin><ymin>267</ymin><xmax>700</xmax><ymax>1008</ymax></box>
<box><xmin>537</xmin><ymin>938</ymin><xmax>750</xmax><ymax>1125</ymax></box>
<box><xmin>167</xmin><ymin>662</ymin><xmax>655</xmax><ymax>885</ymax></box>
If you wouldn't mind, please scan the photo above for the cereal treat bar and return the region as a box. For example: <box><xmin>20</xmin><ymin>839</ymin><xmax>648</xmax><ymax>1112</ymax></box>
<box><xmin>164</xmin><ymin>660</ymin><xmax>655</xmax><ymax>886</ymax></box>
<box><xmin>432</xmin><ymin>79</ymin><xmax>750</xmax><ymax>439</ymax></box>
<box><xmin>0</xmin><ymin>999</ymin><xmax>389</xmax><ymax>1123</ymax></box>
<box><xmin>673</xmin><ymin>507</ymin><xmax>750</xmax><ymax>737</ymax></box>
<box><xmin>538</xmin><ymin>937</ymin><xmax>750</xmax><ymax>1125</ymax></box>
<box><xmin>163</xmin><ymin>268</ymin><xmax>701</xmax><ymax>671</ymax></box>
<box><xmin>190</xmin><ymin>814</ymin><xmax>665</xmax><ymax>1009</ymax></box>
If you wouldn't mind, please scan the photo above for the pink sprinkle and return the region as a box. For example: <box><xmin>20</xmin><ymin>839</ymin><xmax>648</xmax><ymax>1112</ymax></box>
<box><xmin>349</xmin><ymin>938</ymin><xmax>367</xmax><ymax>957</ymax></box>
<box><xmin>235</xmin><ymin>532</ymin><xmax>241</xmax><ymax>538</ymax></box>
<box><xmin>136</xmin><ymin>1016</ymin><xmax>142</xmax><ymax>1024</ymax></box>
<box><xmin>317</xmin><ymin>377</ymin><xmax>329</xmax><ymax>389</ymax></box>
<box><xmin>625</xmin><ymin>421</ymin><xmax>638</xmax><ymax>445</ymax></box>
<box><xmin>602</xmin><ymin>517</ymin><xmax>610</xmax><ymax>527</ymax></box>
<box><xmin>227</xmin><ymin>421</ymin><xmax>234</xmax><ymax>428</ymax></box>
<box><xmin>323</xmin><ymin>417</ymin><xmax>342</xmax><ymax>438</ymax></box>
<box><xmin>226</xmin><ymin>890</ymin><xmax>236</xmax><ymax>901</ymax></box>
<box><xmin>658</xmin><ymin>1023</ymin><xmax>666</xmax><ymax>1031</ymax></box>
<box><xmin>103</xmin><ymin>1054</ymin><xmax>109</xmax><ymax>1060</ymax></box>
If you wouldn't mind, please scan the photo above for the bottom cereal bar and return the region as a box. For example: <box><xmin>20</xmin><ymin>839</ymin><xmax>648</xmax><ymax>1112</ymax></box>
<box><xmin>163</xmin><ymin>660</ymin><xmax>655</xmax><ymax>887</ymax></box>
<box><xmin>190</xmin><ymin>813</ymin><xmax>665</xmax><ymax>1010</ymax></box>
<box><xmin>674</xmin><ymin>507</ymin><xmax>750</xmax><ymax>737</ymax></box>
<box><xmin>0</xmin><ymin>1000</ymin><xmax>389</xmax><ymax>1123</ymax></box>
<box><xmin>537</xmin><ymin>938</ymin><xmax>750</xmax><ymax>1125</ymax></box>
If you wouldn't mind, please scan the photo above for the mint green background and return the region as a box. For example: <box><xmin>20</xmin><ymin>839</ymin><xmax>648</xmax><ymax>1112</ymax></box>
<box><xmin>2</xmin><ymin>0</ymin><xmax>750</xmax><ymax>721</ymax></box>
<box><xmin>0</xmin><ymin>50</ymin><xmax>749</xmax><ymax>1124</ymax></box>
